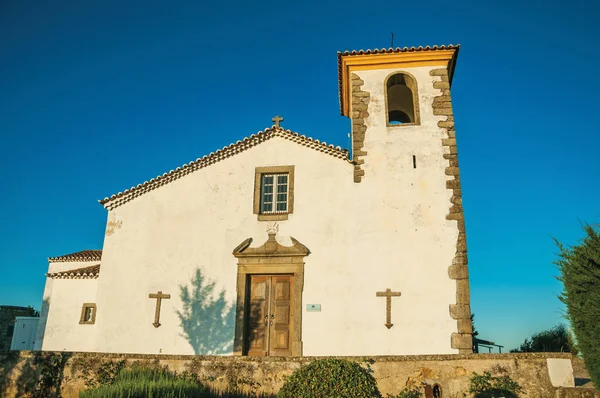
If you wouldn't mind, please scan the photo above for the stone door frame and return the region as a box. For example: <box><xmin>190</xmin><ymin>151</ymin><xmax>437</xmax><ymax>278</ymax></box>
<box><xmin>232</xmin><ymin>232</ymin><xmax>309</xmax><ymax>356</ymax></box>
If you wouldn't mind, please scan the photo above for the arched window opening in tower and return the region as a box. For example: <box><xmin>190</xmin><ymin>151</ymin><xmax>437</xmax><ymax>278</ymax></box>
<box><xmin>386</xmin><ymin>73</ymin><xmax>418</xmax><ymax>125</ymax></box>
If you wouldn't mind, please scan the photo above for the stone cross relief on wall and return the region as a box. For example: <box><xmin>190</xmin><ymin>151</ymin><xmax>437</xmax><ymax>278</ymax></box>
<box><xmin>149</xmin><ymin>291</ymin><xmax>170</xmax><ymax>328</ymax></box>
<box><xmin>376</xmin><ymin>288</ymin><xmax>401</xmax><ymax>329</ymax></box>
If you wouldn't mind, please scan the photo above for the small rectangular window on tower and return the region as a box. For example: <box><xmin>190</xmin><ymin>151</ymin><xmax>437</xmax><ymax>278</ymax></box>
<box><xmin>253</xmin><ymin>166</ymin><xmax>295</xmax><ymax>221</ymax></box>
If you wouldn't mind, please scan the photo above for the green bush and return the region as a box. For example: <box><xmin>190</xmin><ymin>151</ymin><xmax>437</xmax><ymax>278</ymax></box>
<box><xmin>387</xmin><ymin>384</ymin><xmax>422</xmax><ymax>398</ymax></box>
<box><xmin>79</xmin><ymin>365</ymin><xmax>207</xmax><ymax>398</ymax></box>
<box><xmin>509</xmin><ymin>324</ymin><xmax>577</xmax><ymax>354</ymax></box>
<box><xmin>278</xmin><ymin>358</ymin><xmax>381</xmax><ymax>398</ymax></box>
<box><xmin>468</xmin><ymin>371</ymin><xmax>522</xmax><ymax>398</ymax></box>
<box><xmin>556</xmin><ymin>224</ymin><xmax>600</xmax><ymax>387</ymax></box>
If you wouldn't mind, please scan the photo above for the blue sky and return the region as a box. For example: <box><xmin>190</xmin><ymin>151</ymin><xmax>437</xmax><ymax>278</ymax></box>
<box><xmin>1</xmin><ymin>0</ymin><xmax>598</xmax><ymax>351</ymax></box>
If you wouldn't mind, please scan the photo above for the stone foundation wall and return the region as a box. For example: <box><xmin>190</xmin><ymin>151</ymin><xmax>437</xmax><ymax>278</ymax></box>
<box><xmin>1</xmin><ymin>351</ymin><xmax>596</xmax><ymax>398</ymax></box>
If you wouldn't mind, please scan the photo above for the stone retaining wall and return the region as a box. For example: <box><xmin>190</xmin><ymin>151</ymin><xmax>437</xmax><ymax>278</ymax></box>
<box><xmin>0</xmin><ymin>351</ymin><xmax>596</xmax><ymax>398</ymax></box>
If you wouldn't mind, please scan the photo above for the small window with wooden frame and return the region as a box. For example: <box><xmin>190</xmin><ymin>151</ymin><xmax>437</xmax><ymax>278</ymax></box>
<box><xmin>253</xmin><ymin>166</ymin><xmax>295</xmax><ymax>221</ymax></box>
<box><xmin>79</xmin><ymin>303</ymin><xmax>96</xmax><ymax>325</ymax></box>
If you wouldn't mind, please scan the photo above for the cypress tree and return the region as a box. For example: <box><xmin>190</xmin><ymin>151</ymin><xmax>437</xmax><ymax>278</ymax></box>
<box><xmin>555</xmin><ymin>224</ymin><xmax>600</xmax><ymax>387</ymax></box>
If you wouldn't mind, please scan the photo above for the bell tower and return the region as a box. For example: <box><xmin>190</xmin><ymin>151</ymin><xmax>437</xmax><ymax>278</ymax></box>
<box><xmin>337</xmin><ymin>45</ymin><xmax>472</xmax><ymax>353</ymax></box>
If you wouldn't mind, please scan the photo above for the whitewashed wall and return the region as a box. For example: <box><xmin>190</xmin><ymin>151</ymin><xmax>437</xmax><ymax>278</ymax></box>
<box><xmin>304</xmin><ymin>66</ymin><xmax>458</xmax><ymax>355</ymax></box>
<box><xmin>41</xmin><ymin>278</ymin><xmax>98</xmax><ymax>352</ymax></box>
<box><xmin>41</xmin><ymin>65</ymin><xmax>460</xmax><ymax>356</ymax></box>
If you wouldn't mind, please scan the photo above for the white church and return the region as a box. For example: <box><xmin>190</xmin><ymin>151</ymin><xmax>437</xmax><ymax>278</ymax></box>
<box><xmin>35</xmin><ymin>45</ymin><xmax>472</xmax><ymax>357</ymax></box>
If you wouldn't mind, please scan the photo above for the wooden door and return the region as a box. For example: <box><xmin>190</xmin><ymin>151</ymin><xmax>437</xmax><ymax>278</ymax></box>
<box><xmin>245</xmin><ymin>275</ymin><xmax>293</xmax><ymax>356</ymax></box>
<box><xmin>269</xmin><ymin>275</ymin><xmax>292</xmax><ymax>356</ymax></box>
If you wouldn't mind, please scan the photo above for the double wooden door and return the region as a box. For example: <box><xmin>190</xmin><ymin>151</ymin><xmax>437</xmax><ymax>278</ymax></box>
<box><xmin>245</xmin><ymin>275</ymin><xmax>293</xmax><ymax>356</ymax></box>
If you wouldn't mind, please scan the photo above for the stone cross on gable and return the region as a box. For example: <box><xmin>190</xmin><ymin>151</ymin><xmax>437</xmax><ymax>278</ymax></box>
<box><xmin>272</xmin><ymin>115</ymin><xmax>284</xmax><ymax>128</ymax></box>
<box><xmin>376</xmin><ymin>288</ymin><xmax>401</xmax><ymax>329</ymax></box>
<box><xmin>149</xmin><ymin>291</ymin><xmax>170</xmax><ymax>328</ymax></box>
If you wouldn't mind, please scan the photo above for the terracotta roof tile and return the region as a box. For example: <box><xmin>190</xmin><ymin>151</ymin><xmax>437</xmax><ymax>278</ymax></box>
<box><xmin>47</xmin><ymin>264</ymin><xmax>100</xmax><ymax>279</ymax></box>
<box><xmin>337</xmin><ymin>45</ymin><xmax>460</xmax><ymax>114</ymax></box>
<box><xmin>99</xmin><ymin>126</ymin><xmax>350</xmax><ymax>210</ymax></box>
<box><xmin>48</xmin><ymin>250</ymin><xmax>102</xmax><ymax>263</ymax></box>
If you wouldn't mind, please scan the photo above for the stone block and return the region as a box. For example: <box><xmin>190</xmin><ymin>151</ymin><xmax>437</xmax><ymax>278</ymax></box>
<box><xmin>433</xmin><ymin>81</ymin><xmax>451</xmax><ymax>90</ymax></box>
<box><xmin>457</xmin><ymin>318</ymin><xmax>473</xmax><ymax>334</ymax></box>
<box><xmin>433</xmin><ymin>95</ymin><xmax>452</xmax><ymax>103</ymax></box>
<box><xmin>433</xmin><ymin>102</ymin><xmax>453</xmax><ymax>110</ymax></box>
<box><xmin>451</xmin><ymin>332</ymin><xmax>472</xmax><ymax>349</ymax></box>
<box><xmin>446</xmin><ymin>212</ymin><xmax>463</xmax><ymax>221</ymax></box>
<box><xmin>448</xmin><ymin>265</ymin><xmax>469</xmax><ymax>280</ymax></box>
<box><xmin>433</xmin><ymin>108</ymin><xmax>454</xmax><ymax>116</ymax></box>
<box><xmin>449</xmin><ymin>204</ymin><xmax>463</xmax><ymax>214</ymax></box>
<box><xmin>456</xmin><ymin>279</ymin><xmax>470</xmax><ymax>304</ymax></box>
<box><xmin>457</xmin><ymin>233</ymin><xmax>467</xmax><ymax>251</ymax></box>
<box><xmin>442</xmin><ymin>138</ymin><xmax>457</xmax><ymax>147</ymax></box>
<box><xmin>450</xmin><ymin>304</ymin><xmax>470</xmax><ymax>320</ymax></box>
<box><xmin>445</xmin><ymin>166</ymin><xmax>460</xmax><ymax>176</ymax></box>
<box><xmin>429</xmin><ymin>68</ymin><xmax>448</xmax><ymax>76</ymax></box>
<box><xmin>451</xmin><ymin>196</ymin><xmax>462</xmax><ymax>205</ymax></box>
<box><xmin>439</xmin><ymin>121</ymin><xmax>453</xmax><ymax>129</ymax></box>
<box><xmin>452</xmin><ymin>254</ymin><xmax>468</xmax><ymax>266</ymax></box>
<box><xmin>446</xmin><ymin>179</ymin><xmax>460</xmax><ymax>189</ymax></box>
<box><xmin>447</xmin><ymin>157</ymin><xmax>459</xmax><ymax>167</ymax></box>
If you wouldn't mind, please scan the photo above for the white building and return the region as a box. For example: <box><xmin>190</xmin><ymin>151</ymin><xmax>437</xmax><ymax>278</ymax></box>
<box><xmin>36</xmin><ymin>45</ymin><xmax>472</xmax><ymax>357</ymax></box>
<box><xmin>11</xmin><ymin>317</ymin><xmax>39</xmax><ymax>351</ymax></box>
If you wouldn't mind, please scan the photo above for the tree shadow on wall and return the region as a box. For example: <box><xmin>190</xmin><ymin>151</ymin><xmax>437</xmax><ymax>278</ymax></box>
<box><xmin>177</xmin><ymin>269</ymin><xmax>236</xmax><ymax>355</ymax></box>
<box><xmin>14</xmin><ymin>351</ymin><xmax>71</xmax><ymax>398</ymax></box>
